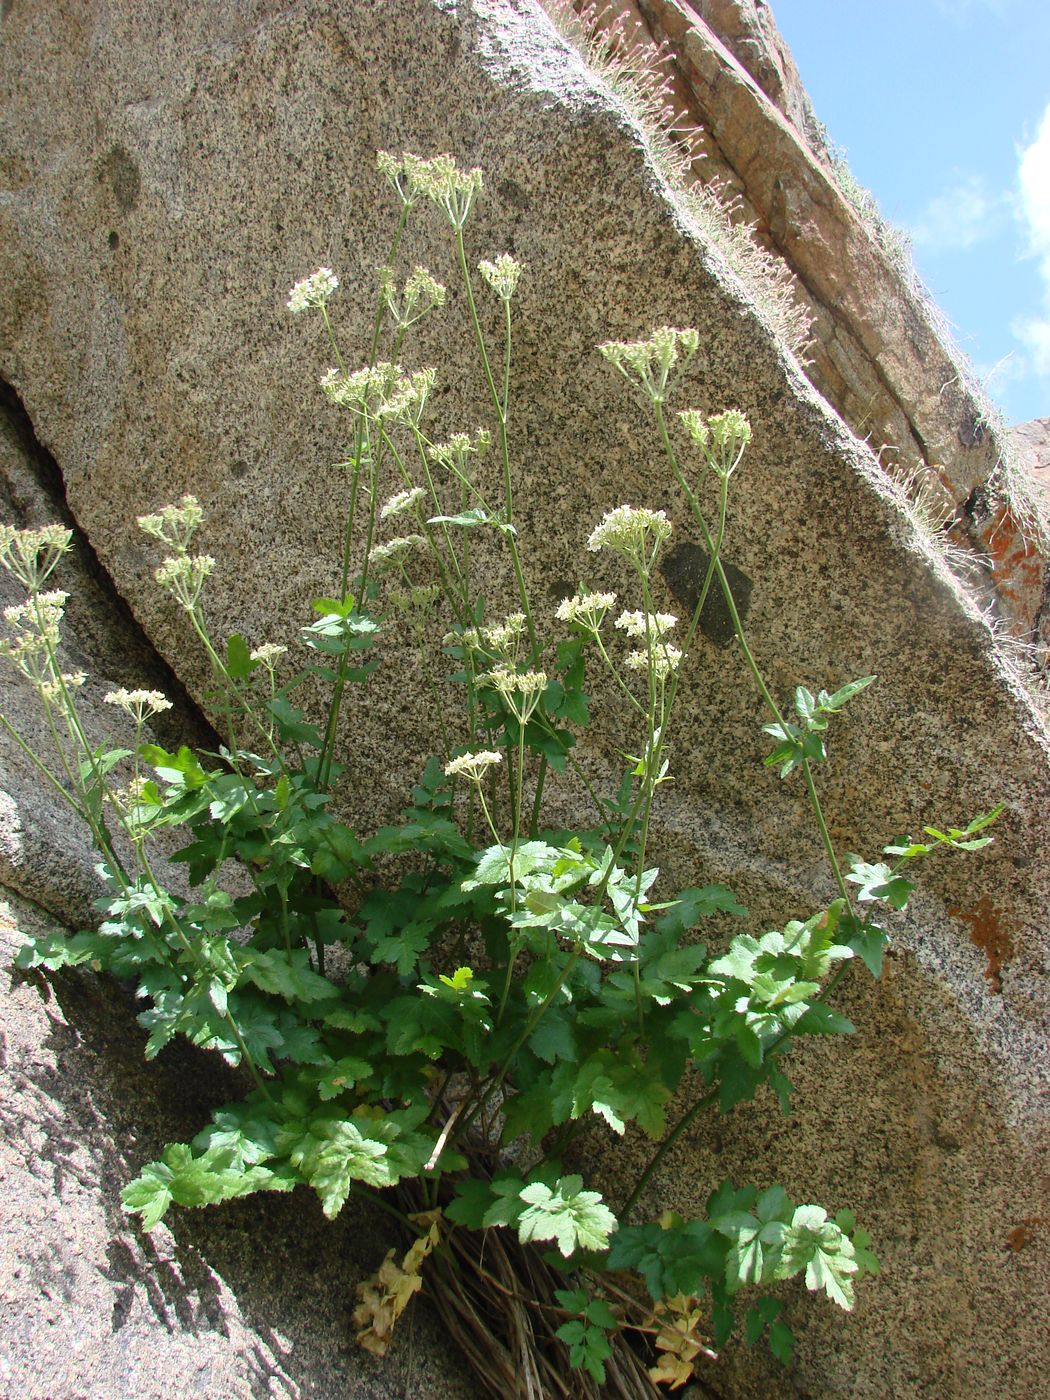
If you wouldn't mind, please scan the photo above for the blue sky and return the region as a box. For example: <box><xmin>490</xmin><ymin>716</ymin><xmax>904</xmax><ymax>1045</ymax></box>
<box><xmin>769</xmin><ymin>0</ymin><xmax>1050</xmax><ymax>426</ymax></box>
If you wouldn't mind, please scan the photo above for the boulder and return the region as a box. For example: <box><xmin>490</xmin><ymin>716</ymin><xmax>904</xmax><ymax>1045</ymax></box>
<box><xmin>0</xmin><ymin>2</ymin><xmax>1047</xmax><ymax>1397</ymax></box>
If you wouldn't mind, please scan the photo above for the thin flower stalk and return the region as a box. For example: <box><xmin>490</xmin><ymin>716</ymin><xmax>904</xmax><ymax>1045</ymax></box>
<box><xmin>451</xmin><ymin>224</ymin><xmax>538</xmax><ymax>662</ymax></box>
<box><xmin>653</xmin><ymin>398</ymin><xmax>853</xmax><ymax>909</ymax></box>
<box><xmin>317</xmin><ymin>203</ymin><xmax>411</xmax><ymax>790</ymax></box>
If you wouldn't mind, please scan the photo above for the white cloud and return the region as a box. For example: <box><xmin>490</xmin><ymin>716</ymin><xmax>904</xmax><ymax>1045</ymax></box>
<box><xmin>1013</xmin><ymin>101</ymin><xmax>1050</xmax><ymax>383</ymax></box>
<box><xmin>908</xmin><ymin>172</ymin><xmax>1005</xmax><ymax>253</ymax></box>
<box><xmin>932</xmin><ymin>0</ymin><xmax>1014</xmax><ymax>20</ymax></box>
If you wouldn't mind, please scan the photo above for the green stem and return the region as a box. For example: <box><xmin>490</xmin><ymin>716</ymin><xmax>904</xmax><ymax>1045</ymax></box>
<box><xmin>528</xmin><ymin>755</ymin><xmax>548</xmax><ymax>839</ymax></box>
<box><xmin>451</xmin><ymin>946</ymin><xmax>583</xmax><ymax>1149</ymax></box>
<box><xmin>653</xmin><ymin>402</ymin><xmax>852</xmax><ymax>910</ymax></box>
<box><xmin>622</xmin><ymin>958</ymin><xmax>855</xmax><ymax>1221</ymax></box>
<box><xmin>452</xmin><ymin>227</ymin><xmax>537</xmax><ymax>661</ymax></box>
<box><xmin>620</xmin><ymin>1087</ymin><xmax>719</xmax><ymax>1220</ymax></box>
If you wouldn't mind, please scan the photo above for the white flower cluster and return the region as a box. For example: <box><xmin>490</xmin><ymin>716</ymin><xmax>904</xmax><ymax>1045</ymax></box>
<box><xmin>104</xmin><ymin>687</ymin><xmax>173</xmax><ymax>721</ymax></box>
<box><xmin>614</xmin><ymin>610</ymin><xmax>677</xmax><ymax>639</ymax></box>
<box><xmin>625</xmin><ymin>645</ymin><xmax>683</xmax><ymax>680</ymax></box>
<box><xmin>370</xmin><ymin>534</ymin><xmax>426</xmax><ymax>571</ymax></box>
<box><xmin>587</xmin><ymin>505</ymin><xmax>672</xmax><ymax>567</ymax></box>
<box><xmin>322</xmin><ymin>363</ymin><xmax>435</xmax><ymax>427</ymax></box>
<box><xmin>2</xmin><ymin>591</ymin><xmax>68</xmax><ymax>656</ymax></box>
<box><xmin>0</xmin><ymin>591</ymin><xmax>84</xmax><ymax>703</ymax></box>
<box><xmin>556</xmin><ymin>590</ymin><xmax>617</xmax><ymax>633</ymax></box>
<box><xmin>444</xmin><ymin>749</ymin><xmax>503</xmax><ymax>781</ymax></box>
<box><xmin>478</xmin><ymin>254</ymin><xmax>522</xmax><ymax>301</ymax></box>
<box><xmin>250</xmin><ymin>643</ymin><xmax>287</xmax><ymax>667</ymax></box>
<box><xmin>286</xmin><ymin>267</ymin><xmax>339</xmax><ymax>314</ymax></box>
<box><xmin>381</xmin><ymin>486</ymin><xmax>427</xmax><ymax>522</ymax></box>
<box><xmin>599</xmin><ymin>326</ymin><xmax>700</xmax><ymax>403</ymax></box>
<box><xmin>39</xmin><ymin>670</ymin><xmax>86</xmax><ymax>702</ymax></box>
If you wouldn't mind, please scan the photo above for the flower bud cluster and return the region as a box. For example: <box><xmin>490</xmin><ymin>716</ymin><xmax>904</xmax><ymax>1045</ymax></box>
<box><xmin>154</xmin><ymin>554</ymin><xmax>215</xmax><ymax>612</ymax></box>
<box><xmin>380</xmin><ymin>265</ymin><xmax>446</xmax><ymax>328</ymax></box>
<box><xmin>481</xmin><ymin>665</ymin><xmax>547</xmax><ymax>724</ymax></box>
<box><xmin>598</xmin><ymin>326</ymin><xmax>700</xmax><ymax>403</ymax></box>
<box><xmin>428</xmin><ymin>429</ymin><xmax>492</xmax><ymax>480</ymax></box>
<box><xmin>0</xmin><ymin>524</ymin><xmax>73</xmax><ymax>591</ymax></box>
<box><xmin>482</xmin><ymin>611</ymin><xmax>528</xmax><ymax>662</ymax></box>
<box><xmin>137</xmin><ymin>495</ymin><xmax>204</xmax><ymax>554</ymax></box>
<box><xmin>321</xmin><ymin>362</ymin><xmax>403</xmax><ymax>418</ymax></box>
<box><xmin>377</xmin><ymin>367</ymin><xmax>437</xmax><ymax>428</ymax></box>
<box><xmin>389</xmin><ymin>584</ymin><xmax>441</xmax><ymax>617</ymax></box>
<box><xmin>679</xmin><ymin>407</ymin><xmax>752</xmax><ymax>479</ymax></box>
<box><xmin>40</xmin><ymin>670</ymin><xmax>86</xmax><ymax>702</ymax></box>
<box><xmin>377</xmin><ymin>151</ymin><xmax>483</xmax><ymax>228</ymax></box>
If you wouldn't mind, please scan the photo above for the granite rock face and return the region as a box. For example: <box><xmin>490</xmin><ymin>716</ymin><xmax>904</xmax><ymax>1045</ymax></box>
<box><xmin>0</xmin><ymin>895</ymin><xmax>478</xmax><ymax>1400</ymax></box>
<box><xmin>0</xmin><ymin>2</ymin><xmax>1048</xmax><ymax>1398</ymax></box>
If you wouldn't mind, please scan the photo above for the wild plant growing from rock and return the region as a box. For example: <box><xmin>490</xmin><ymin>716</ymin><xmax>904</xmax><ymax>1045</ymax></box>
<box><xmin>2</xmin><ymin>153</ymin><xmax>1000</xmax><ymax>1398</ymax></box>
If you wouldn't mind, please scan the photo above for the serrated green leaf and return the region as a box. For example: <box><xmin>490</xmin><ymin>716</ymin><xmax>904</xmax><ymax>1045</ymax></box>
<box><xmin>121</xmin><ymin>1161</ymin><xmax>175</xmax><ymax>1229</ymax></box>
<box><xmin>306</xmin><ymin>1121</ymin><xmax>394</xmax><ymax>1217</ymax></box>
<box><xmin>517</xmin><ymin>1177</ymin><xmax>617</xmax><ymax>1257</ymax></box>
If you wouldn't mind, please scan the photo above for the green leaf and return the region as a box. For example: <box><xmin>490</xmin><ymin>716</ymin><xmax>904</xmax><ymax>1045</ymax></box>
<box><xmin>838</xmin><ymin>913</ymin><xmax>888</xmax><ymax>977</ymax></box>
<box><xmin>267</xmin><ymin>697</ymin><xmax>323</xmax><ymax>748</ymax></box>
<box><xmin>237</xmin><ymin>948</ymin><xmax>336</xmax><ymax>1005</ymax></box>
<box><xmin>659</xmin><ymin>885</ymin><xmax>747</xmax><ymax>935</ymax></box>
<box><xmin>608</xmin><ymin>1219</ymin><xmax>726</xmax><ymax>1300</ymax></box>
<box><xmin>745</xmin><ymin>1296</ymin><xmax>783</xmax><ymax>1347</ymax></box>
<box><xmin>303</xmin><ymin>1121</ymin><xmax>394</xmax><ymax>1217</ymax></box>
<box><xmin>769</xmin><ymin>1320</ymin><xmax>795</xmax><ymax>1365</ymax></box>
<box><xmin>517</xmin><ymin>1176</ymin><xmax>617</xmax><ymax>1258</ymax></box>
<box><xmin>428</xmin><ymin>507</ymin><xmax>495</xmax><ymax>529</ymax></box>
<box><xmin>446</xmin><ymin>1178</ymin><xmax>496</xmax><ymax>1230</ymax></box>
<box><xmin>824</xmin><ymin>675</ymin><xmax>875</xmax><ymax>710</ymax></box>
<box><xmin>225</xmin><ymin>633</ymin><xmax>255</xmax><ymax>680</ymax></box>
<box><xmin>793</xmin><ymin>1002</ymin><xmax>856</xmax><ymax>1036</ymax></box>
<box><xmin>528</xmin><ymin>1009</ymin><xmax>577</xmax><ymax>1065</ymax></box>
<box><xmin>121</xmin><ymin>1161</ymin><xmax>174</xmax><ymax>1229</ymax></box>
<box><xmin>311</xmin><ymin>823</ymin><xmax>369</xmax><ymax>881</ymax></box>
<box><xmin>370</xmin><ymin>918</ymin><xmax>433</xmax><ymax>976</ymax></box>
<box><xmin>845</xmin><ymin>859</ymin><xmax>914</xmax><ymax>910</ymax></box>
<box><xmin>481</xmin><ymin>1174</ymin><xmax>530</xmax><ymax>1230</ymax></box>
<box><xmin>776</xmin><ymin>1205</ymin><xmax>859</xmax><ymax>1310</ymax></box>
